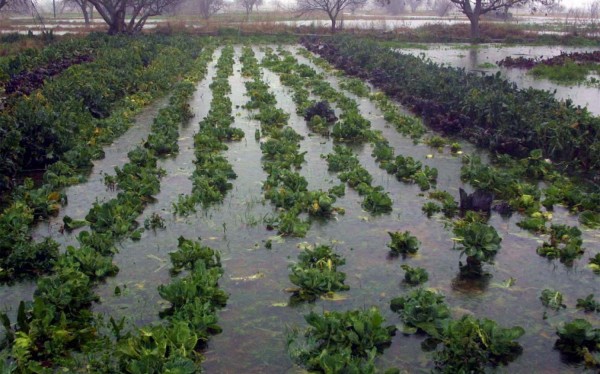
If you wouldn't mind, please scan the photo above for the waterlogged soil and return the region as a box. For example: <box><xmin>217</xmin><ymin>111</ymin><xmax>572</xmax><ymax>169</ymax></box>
<box><xmin>399</xmin><ymin>44</ymin><xmax>600</xmax><ymax>115</ymax></box>
<box><xmin>1</xmin><ymin>45</ymin><xmax>598</xmax><ymax>373</ymax></box>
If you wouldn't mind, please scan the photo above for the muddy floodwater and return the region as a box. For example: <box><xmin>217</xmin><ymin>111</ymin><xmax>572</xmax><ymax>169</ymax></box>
<box><xmin>400</xmin><ymin>44</ymin><xmax>600</xmax><ymax>115</ymax></box>
<box><xmin>1</xmin><ymin>45</ymin><xmax>599</xmax><ymax>373</ymax></box>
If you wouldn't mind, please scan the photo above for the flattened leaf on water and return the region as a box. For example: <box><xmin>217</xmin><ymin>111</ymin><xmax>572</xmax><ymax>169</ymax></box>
<box><xmin>271</xmin><ymin>302</ymin><xmax>288</xmax><ymax>307</ymax></box>
<box><xmin>397</xmin><ymin>323</ymin><xmax>418</xmax><ymax>335</ymax></box>
<box><xmin>230</xmin><ymin>272</ymin><xmax>265</xmax><ymax>281</ymax></box>
<box><xmin>147</xmin><ymin>254</ymin><xmax>166</xmax><ymax>263</ymax></box>
<box><xmin>297</xmin><ymin>242</ymin><xmax>313</xmax><ymax>251</ymax></box>
<box><xmin>320</xmin><ymin>292</ymin><xmax>347</xmax><ymax>301</ymax></box>
<box><xmin>268</xmin><ymin>235</ymin><xmax>285</xmax><ymax>244</ymax></box>
<box><xmin>491</xmin><ymin>277</ymin><xmax>516</xmax><ymax>289</ymax></box>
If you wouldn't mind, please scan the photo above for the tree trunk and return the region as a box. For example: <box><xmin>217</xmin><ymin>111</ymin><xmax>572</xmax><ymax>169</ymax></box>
<box><xmin>330</xmin><ymin>17</ymin><xmax>336</xmax><ymax>33</ymax></box>
<box><xmin>81</xmin><ymin>1</ymin><xmax>90</xmax><ymax>26</ymax></box>
<box><xmin>469</xmin><ymin>14</ymin><xmax>480</xmax><ymax>39</ymax></box>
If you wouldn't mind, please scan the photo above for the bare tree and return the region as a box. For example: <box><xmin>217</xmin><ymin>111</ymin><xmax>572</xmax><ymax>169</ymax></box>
<box><xmin>590</xmin><ymin>0</ymin><xmax>600</xmax><ymax>30</ymax></box>
<box><xmin>296</xmin><ymin>0</ymin><xmax>368</xmax><ymax>32</ymax></box>
<box><xmin>374</xmin><ymin>0</ymin><xmax>406</xmax><ymax>15</ymax></box>
<box><xmin>449</xmin><ymin>0</ymin><xmax>559</xmax><ymax>38</ymax></box>
<box><xmin>0</xmin><ymin>0</ymin><xmax>32</xmax><ymax>12</ymax></box>
<box><xmin>198</xmin><ymin>0</ymin><xmax>224</xmax><ymax>19</ymax></box>
<box><xmin>62</xmin><ymin>0</ymin><xmax>94</xmax><ymax>25</ymax></box>
<box><xmin>237</xmin><ymin>0</ymin><xmax>262</xmax><ymax>17</ymax></box>
<box><xmin>87</xmin><ymin>0</ymin><xmax>182</xmax><ymax>33</ymax></box>
<box><xmin>433</xmin><ymin>0</ymin><xmax>452</xmax><ymax>15</ymax></box>
<box><xmin>406</xmin><ymin>0</ymin><xmax>420</xmax><ymax>12</ymax></box>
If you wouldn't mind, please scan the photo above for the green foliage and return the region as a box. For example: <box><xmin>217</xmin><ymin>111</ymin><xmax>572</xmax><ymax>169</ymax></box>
<box><xmin>340</xmin><ymin>77</ymin><xmax>370</xmax><ymax>97</ymax></box>
<box><xmin>117</xmin><ymin>322</ymin><xmax>200</xmax><ymax>373</ymax></box>
<box><xmin>540</xmin><ymin>289</ymin><xmax>566</xmax><ymax>310</ymax></box>
<box><xmin>579</xmin><ymin>210</ymin><xmax>600</xmax><ymax>228</ymax></box>
<box><xmin>326</xmin><ymin>146</ymin><xmax>360</xmax><ymax>172</ymax></box>
<box><xmin>289</xmin><ymin>245</ymin><xmax>349</xmax><ymax>301</ymax></box>
<box><xmin>387</xmin><ymin>231</ymin><xmax>420</xmax><ymax>255</ymax></box>
<box><xmin>530</xmin><ymin>60</ymin><xmax>600</xmax><ymax>84</ymax></box>
<box><xmin>385</xmin><ymin>155</ymin><xmax>437</xmax><ymax>190</ymax></box>
<box><xmin>158</xmin><ymin>262</ymin><xmax>227</xmax><ymax>312</ymax></box>
<box><xmin>169</xmin><ymin>236</ymin><xmax>221</xmax><ymax>275</ymax></box>
<box><xmin>143</xmin><ymin>212</ymin><xmax>166</xmax><ymax>231</ymax></box>
<box><xmin>576</xmin><ymin>294</ymin><xmax>600</xmax><ymax>313</ymax></box>
<box><xmin>590</xmin><ymin>253</ymin><xmax>600</xmax><ymax>273</ymax></box>
<box><xmin>320</xmin><ymin>36</ymin><xmax>600</xmax><ymax>178</ymax></box>
<box><xmin>287</xmin><ymin>308</ymin><xmax>396</xmax><ymax>373</ymax></box>
<box><xmin>390</xmin><ymin>288</ymin><xmax>450</xmax><ymax>335</ymax></box>
<box><xmin>536</xmin><ymin>224</ymin><xmax>584</xmax><ymax>265</ymax></box>
<box><xmin>57</xmin><ymin>245</ymin><xmax>118</xmax><ymax>281</ymax></box>
<box><xmin>453</xmin><ymin>222</ymin><xmax>501</xmax><ymax>276</ymax></box>
<box><xmin>361</xmin><ymin>188</ymin><xmax>393</xmax><ymax>214</ymax></box>
<box><xmin>516</xmin><ymin>215</ymin><xmax>547</xmax><ymax>233</ymax></box>
<box><xmin>400</xmin><ymin>265</ymin><xmax>429</xmax><ymax>286</ymax></box>
<box><xmin>332</xmin><ymin>110</ymin><xmax>373</xmax><ymax>143</ymax></box>
<box><xmin>422</xmin><ymin>201</ymin><xmax>441</xmax><ymax>218</ymax></box>
<box><xmin>555</xmin><ymin>319</ymin><xmax>600</xmax><ymax>367</ymax></box>
<box><xmin>431</xmin><ymin>316</ymin><xmax>525</xmax><ymax>373</ymax></box>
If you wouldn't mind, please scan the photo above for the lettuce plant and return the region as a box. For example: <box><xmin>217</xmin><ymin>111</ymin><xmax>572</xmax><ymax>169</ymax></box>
<box><xmin>387</xmin><ymin>231</ymin><xmax>420</xmax><ymax>255</ymax></box>
<box><xmin>287</xmin><ymin>308</ymin><xmax>395</xmax><ymax>373</ymax></box>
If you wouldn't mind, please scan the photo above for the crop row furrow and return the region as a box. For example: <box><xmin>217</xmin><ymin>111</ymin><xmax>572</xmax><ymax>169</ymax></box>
<box><xmin>0</xmin><ymin>37</ymin><xmax>211</xmax><ymax>282</ymax></box>
<box><xmin>241</xmin><ymin>46</ymin><xmax>343</xmax><ymax>237</ymax></box>
<box><xmin>0</xmin><ymin>46</ymin><xmax>216</xmax><ymax>371</ymax></box>
<box><xmin>263</xmin><ymin>48</ymin><xmax>394</xmax><ymax>214</ymax></box>
<box><xmin>172</xmin><ymin>45</ymin><xmax>244</xmax><ymax>216</ymax></box>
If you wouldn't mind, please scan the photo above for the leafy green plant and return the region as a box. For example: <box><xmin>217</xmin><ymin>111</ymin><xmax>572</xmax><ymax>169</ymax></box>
<box><xmin>143</xmin><ymin>212</ymin><xmax>165</xmax><ymax>231</ymax></box>
<box><xmin>540</xmin><ymin>289</ymin><xmax>566</xmax><ymax>311</ymax></box>
<box><xmin>288</xmin><ymin>245</ymin><xmax>349</xmax><ymax>301</ymax></box>
<box><xmin>332</xmin><ymin>110</ymin><xmax>372</xmax><ymax>143</ymax></box>
<box><xmin>400</xmin><ymin>265</ymin><xmax>429</xmax><ymax>286</ymax></box>
<box><xmin>576</xmin><ymin>294</ymin><xmax>600</xmax><ymax>313</ymax></box>
<box><xmin>555</xmin><ymin>319</ymin><xmax>600</xmax><ymax>367</ymax></box>
<box><xmin>422</xmin><ymin>201</ymin><xmax>441</xmax><ymax>218</ymax></box>
<box><xmin>579</xmin><ymin>210</ymin><xmax>600</xmax><ymax>228</ymax></box>
<box><xmin>390</xmin><ymin>288</ymin><xmax>450</xmax><ymax>335</ymax></box>
<box><xmin>387</xmin><ymin>231</ymin><xmax>420</xmax><ymax>255</ymax></box>
<box><xmin>590</xmin><ymin>253</ymin><xmax>600</xmax><ymax>273</ymax></box>
<box><xmin>287</xmin><ymin>308</ymin><xmax>396</xmax><ymax>373</ymax></box>
<box><xmin>536</xmin><ymin>224</ymin><xmax>584</xmax><ymax>265</ymax></box>
<box><xmin>430</xmin><ymin>316</ymin><xmax>525</xmax><ymax>372</ymax></box>
<box><xmin>453</xmin><ymin>222</ymin><xmax>502</xmax><ymax>277</ymax></box>
<box><xmin>362</xmin><ymin>188</ymin><xmax>393</xmax><ymax>214</ymax></box>
<box><xmin>169</xmin><ymin>236</ymin><xmax>221</xmax><ymax>275</ymax></box>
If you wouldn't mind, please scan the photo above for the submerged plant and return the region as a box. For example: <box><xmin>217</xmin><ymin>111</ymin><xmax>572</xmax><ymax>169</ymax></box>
<box><xmin>453</xmin><ymin>222</ymin><xmax>501</xmax><ymax>277</ymax></box>
<box><xmin>400</xmin><ymin>265</ymin><xmax>429</xmax><ymax>286</ymax></box>
<box><xmin>387</xmin><ymin>231</ymin><xmax>420</xmax><ymax>255</ymax></box>
<box><xmin>576</xmin><ymin>294</ymin><xmax>600</xmax><ymax>313</ymax></box>
<box><xmin>287</xmin><ymin>308</ymin><xmax>396</xmax><ymax>373</ymax></box>
<box><xmin>288</xmin><ymin>244</ymin><xmax>349</xmax><ymax>301</ymax></box>
<box><xmin>590</xmin><ymin>253</ymin><xmax>600</xmax><ymax>273</ymax></box>
<box><xmin>362</xmin><ymin>188</ymin><xmax>393</xmax><ymax>214</ymax></box>
<box><xmin>390</xmin><ymin>288</ymin><xmax>450</xmax><ymax>335</ymax></box>
<box><xmin>144</xmin><ymin>212</ymin><xmax>166</xmax><ymax>231</ymax></box>
<box><xmin>555</xmin><ymin>319</ymin><xmax>600</xmax><ymax>367</ymax></box>
<box><xmin>540</xmin><ymin>289</ymin><xmax>566</xmax><ymax>311</ymax></box>
<box><xmin>536</xmin><ymin>224</ymin><xmax>584</xmax><ymax>265</ymax></box>
<box><xmin>430</xmin><ymin>316</ymin><xmax>525</xmax><ymax>373</ymax></box>
<box><xmin>422</xmin><ymin>201</ymin><xmax>441</xmax><ymax>218</ymax></box>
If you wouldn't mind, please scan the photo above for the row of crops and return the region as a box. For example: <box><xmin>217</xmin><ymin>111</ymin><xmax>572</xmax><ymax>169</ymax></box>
<box><xmin>0</xmin><ymin>35</ymin><xmax>599</xmax><ymax>372</ymax></box>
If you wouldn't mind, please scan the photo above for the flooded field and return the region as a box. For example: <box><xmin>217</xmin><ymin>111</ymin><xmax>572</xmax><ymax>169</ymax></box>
<box><xmin>1</xmin><ymin>44</ymin><xmax>598</xmax><ymax>372</ymax></box>
<box><xmin>400</xmin><ymin>44</ymin><xmax>600</xmax><ymax>115</ymax></box>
